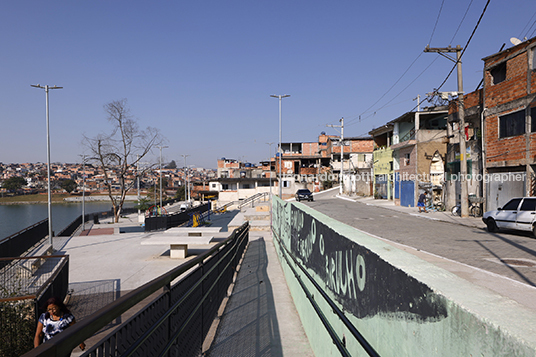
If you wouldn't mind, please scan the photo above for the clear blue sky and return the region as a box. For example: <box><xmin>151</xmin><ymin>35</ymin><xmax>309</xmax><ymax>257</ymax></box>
<box><xmin>1</xmin><ymin>1</ymin><xmax>535</xmax><ymax>169</ymax></box>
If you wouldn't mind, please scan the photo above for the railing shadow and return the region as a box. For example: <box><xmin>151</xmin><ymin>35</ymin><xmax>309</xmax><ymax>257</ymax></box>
<box><xmin>206</xmin><ymin>237</ymin><xmax>283</xmax><ymax>357</ymax></box>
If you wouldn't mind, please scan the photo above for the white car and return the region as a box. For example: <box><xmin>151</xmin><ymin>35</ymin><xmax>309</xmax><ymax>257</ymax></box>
<box><xmin>482</xmin><ymin>197</ymin><xmax>536</xmax><ymax>236</ymax></box>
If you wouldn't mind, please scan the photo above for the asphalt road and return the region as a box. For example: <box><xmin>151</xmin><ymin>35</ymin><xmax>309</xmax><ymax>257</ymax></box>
<box><xmin>303</xmin><ymin>191</ymin><xmax>536</xmax><ymax>288</ymax></box>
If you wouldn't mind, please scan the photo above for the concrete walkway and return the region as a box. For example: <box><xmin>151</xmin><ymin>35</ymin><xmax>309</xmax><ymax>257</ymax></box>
<box><xmin>205</xmin><ymin>232</ymin><xmax>313</xmax><ymax>357</ymax></box>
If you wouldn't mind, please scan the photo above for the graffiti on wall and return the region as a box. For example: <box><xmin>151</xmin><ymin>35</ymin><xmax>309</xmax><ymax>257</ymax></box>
<box><xmin>273</xmin><ymin>197</ymin><xmax>447</xmax><ymax>322</ymax></box>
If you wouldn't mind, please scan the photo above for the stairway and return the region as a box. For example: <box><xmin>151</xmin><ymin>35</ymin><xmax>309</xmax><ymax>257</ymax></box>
<box><xmin>228</xmin><ymin>201</ymin><xmax>272</xmax><ymax>232</ymax></box>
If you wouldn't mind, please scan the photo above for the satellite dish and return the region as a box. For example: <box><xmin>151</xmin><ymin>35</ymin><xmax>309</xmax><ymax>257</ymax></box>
<box><xmin>510</xmin><ymin>37</ymin><xmax>522</xmax><ymax>46</ymax></box>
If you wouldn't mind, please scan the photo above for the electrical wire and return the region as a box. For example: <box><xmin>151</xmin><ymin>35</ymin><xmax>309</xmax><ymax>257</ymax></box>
<box><xmin>435</xmin><ymin>0</ymin><xmax>491</xmax><ymax>93</ymax></box>
<box><xmin>519</xmin><ymin>9</ymin><xmax>536</xmax><ymax>39</ymax></box>
<box><xmin>449</xmin><ymin>0</ymin><xmax>474</xmax><ymax>44</ymax></box>
<box><xmin>428</xmin><ymin>0</ymin><xmax>445</xmax><ymax>46</ymax></box>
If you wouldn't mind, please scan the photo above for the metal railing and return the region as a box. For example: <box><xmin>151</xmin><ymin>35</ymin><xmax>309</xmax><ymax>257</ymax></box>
<box><xmin>23</xmin><ymin>222</ymin><xmax>249</xmax><ymax>357</ymax></box>
<box><xmin>144</xmin><ymin>203</ymin><xmax>210</xmax><ymax>232</ymax></box>
<box><xmin>0</xmin><ymin>254</ymin><xmax>70</xmax><ymax>355</ymax></box>
<box><xmin>272</xmin><ymin>229</ymin><xmax>379</xmax><ymax>357</ymax></box>
<box><xmin>0</xmin><ymin>219</ymin><xmax>49</xmax><ymax>261</ymax></box>
<box><xmin>237</xmin><ymin>192</ymin><xmax>269</xmax><ymax>209</ymax></box>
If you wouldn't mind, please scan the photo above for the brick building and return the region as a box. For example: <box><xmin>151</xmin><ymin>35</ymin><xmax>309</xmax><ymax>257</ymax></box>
<box><xmin>481</xmin><ymin>36</ymin><xmax>536</xmax><ymax>209</ymax></box>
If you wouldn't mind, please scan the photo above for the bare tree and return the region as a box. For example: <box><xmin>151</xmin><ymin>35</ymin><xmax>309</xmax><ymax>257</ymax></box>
<box><xmin>84</xmin><ymin>99</ymin><xmax>165</xmax><ymax>222</ymax></box>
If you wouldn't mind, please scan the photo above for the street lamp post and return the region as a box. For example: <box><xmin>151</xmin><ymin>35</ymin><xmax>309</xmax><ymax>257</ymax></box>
<box><xmin>181</xmin><ymin>155</ymin><xmax>190</xmax><ymax>202</ymax></box>
<box><xmin>270</xmin><ymin>94</ymin><xmax>290</xmax><ymax>198</ymax></box>
<box><xmin>79</xmin><ymin>155</ymin><xmax>88</xmax><ymax>233</ymax></box>
<box><xmin>158</xmin><ymin>146</ymin><xmax>168</xmax><ymax>214</ymax></box>
<box><xmin>31</xmin><ymin>84</ymin><xmax>62</xmax><ymax>246</ymax></box>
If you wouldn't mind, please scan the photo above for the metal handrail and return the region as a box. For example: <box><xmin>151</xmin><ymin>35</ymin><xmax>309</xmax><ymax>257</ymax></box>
<box><xmin>237</xmin><ymin>192</ymin><xmax>269</xmax><ymax>209</ymax></box>
<box><xmin>23</xmin><ymin>223</ymin><xmax>249</xmax><ymax>357</ymax></box>
<box><xmin>272</xmin><ymin>229</ymin><xmax>380</xmax><ymax>357</ymax></box>
<box><xmin>121</xmin><ymin>225</ymin><xmax>247</xmax><ymax>356</ymax></box>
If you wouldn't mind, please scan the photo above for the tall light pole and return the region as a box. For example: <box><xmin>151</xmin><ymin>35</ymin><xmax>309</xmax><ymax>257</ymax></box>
<box><xmin>31</xmin><ymin>84</ymin><xmax>62</xmax><ymax>245</ymax></box>
<box><xmin>181</xmin><ymin>154</ymin><xmax>190</xmax><ymax>202</ymax></box>
<box><xmin>158</xmin><ymin>145</ymin><xmax>168</xmax><ymax>214</ymax></box>
<box><xmin>79</xmin><ymin>155</ymin><xmax>88</xmax><ymax>233</ymax></box>
<box><xmin>270</xmin><ymin>94</ymin><xmax>290</xmax><ymax>198</ymax></box>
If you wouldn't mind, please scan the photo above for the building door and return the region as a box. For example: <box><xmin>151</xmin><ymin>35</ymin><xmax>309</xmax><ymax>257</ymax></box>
<box><xmin>400</xmin><ymin>180</ymin><xmax>415</xmax><ymax>207</ymax></box>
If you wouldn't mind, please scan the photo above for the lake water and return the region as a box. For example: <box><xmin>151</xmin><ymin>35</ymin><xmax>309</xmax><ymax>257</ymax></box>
<box><xmin>0</xmin><ymin>201</ymin><xmax>135</xmax><ymax>240</ymax></box>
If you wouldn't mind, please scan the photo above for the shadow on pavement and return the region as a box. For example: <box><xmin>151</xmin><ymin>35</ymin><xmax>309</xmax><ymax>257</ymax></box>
<box><xmin>206</xmin><ymin>237</ymin><xmax>282</xmax><ymax>357</ymax></box>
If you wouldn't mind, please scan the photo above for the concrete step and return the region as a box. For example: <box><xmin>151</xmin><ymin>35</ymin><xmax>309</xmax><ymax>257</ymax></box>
<box><xmin>244</xmin><ymin>212</ymin><xmax>270</xmax><ymax>221</ymax></box>
<box><xmin>248</xmin><ymin>220</ymin><xmax>271</xmax><ymax>232</ymax></box>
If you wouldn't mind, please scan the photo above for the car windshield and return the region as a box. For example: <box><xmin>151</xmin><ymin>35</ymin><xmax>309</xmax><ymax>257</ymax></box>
<box><xmin>297</xmin><ymin>189</ymin><xmax>311</xmax><ymax>194</ymax></box>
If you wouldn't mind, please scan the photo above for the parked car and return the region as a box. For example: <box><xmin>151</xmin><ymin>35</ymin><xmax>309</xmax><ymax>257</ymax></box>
<box><xmin>482</xmin><ymin>197</ymin><xmax>536</xmax><ymax>236</ymax></box>
<box><xmin>295</xmin><ymin>189</ymin><xmax>314</xmax><ymax>202</ymax></box>
<box><xmin>180</xmin><ymin>202</ymin><xmax>192</xmax><ymax>212</ymax></box>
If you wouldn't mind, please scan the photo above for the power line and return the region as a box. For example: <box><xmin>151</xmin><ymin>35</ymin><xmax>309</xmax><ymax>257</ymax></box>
<box><xmin>428</xmin><ymin>0</ymin><xmax>445</xmax><ymax>45</ymax></box>
<box><xmin>449</xmin><ymin>0</ymin><xmax>474</xmax><ymax>44</ymax></box>
<box><xmin>435</xmin><ymin>0</ymin><xmax>490</xmax><ymax>93</ymax></box>
<box><xmin>519</xmin><ymin>9</ymin><xmax>536</xmax><ymax>39</ymax></box>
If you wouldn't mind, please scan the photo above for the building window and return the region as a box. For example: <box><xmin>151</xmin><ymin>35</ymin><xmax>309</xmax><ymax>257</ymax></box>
<box><xmin>221</xmin><ymin>171</ymin><xmax>229</xmax><ymax>178</ymax></box>
<box><xmin>222</xmin><ymin>184</ymin><xmax>229</xmax><ymax>190</ymax></box>
<box><xmin>283</xmin><ymin>180</ymin><xmax>290</xmax><ymax>188</ymax></box>
<box><xmin>490</xmin><ymin>62</ymin><xmax>506</xmax><ymax>85</ymax></box>
<box><xmin>242</xmin><ymin>184</ymin><xmax>250</xmax><ymax>189</ymax></box>
<box><xmin>531</xmin><ymin>107</ymin><xmax>536</xmax><ymax>133</ymax></box>
<box><xmin>404</xmin><ymin>153</ymin><xmax>410</xmax><ymax>166</ymax></box>
<box><xmin>499</xmin><ymin>110</ymin><xmax>525</xmax><ymax>138</ymax></box>
<box><xmin>532</xmin><ymin>47</ymin><xmax>536</xmax><ymax>71</ymax></box>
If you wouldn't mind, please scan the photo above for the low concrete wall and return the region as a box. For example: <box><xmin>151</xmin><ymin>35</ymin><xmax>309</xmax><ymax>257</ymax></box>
<box><xmin>271</xmin><ymin>196</ymin><xmax>536</xmax><ymax>356</ymax></box>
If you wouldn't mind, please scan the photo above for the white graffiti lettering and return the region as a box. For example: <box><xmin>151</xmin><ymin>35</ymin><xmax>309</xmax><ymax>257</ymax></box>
<box><xmin>325</xmin><ymin>249</ymin><xmax>366</xmax><ymax>298</ymax></box>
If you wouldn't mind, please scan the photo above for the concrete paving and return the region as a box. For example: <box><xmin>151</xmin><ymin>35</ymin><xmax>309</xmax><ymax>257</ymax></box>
<box><xmin>50</xmin><ymin>205</ymin><xmax>312</xmax><ymax>356</ymax></box>
<box><xmin>205</xmin><ymin>232</ymin><xmax>313</xmax><ymax>357</ymax></box>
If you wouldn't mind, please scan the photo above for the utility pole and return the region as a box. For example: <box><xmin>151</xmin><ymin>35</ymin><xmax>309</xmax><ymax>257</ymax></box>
<box><xmin>413</xmin><ymin>94</ymin><xmax>421</xmax><ymax>111</ymax></box>
<box><xmin>424</xmin><ymin>45</ymin><xmax>469</xmax><ymax>217</ymax></box>
<box><xmin>327</xmin><ymin>117</ymin><xmax>344</xmax><ymax>195</ymax></box>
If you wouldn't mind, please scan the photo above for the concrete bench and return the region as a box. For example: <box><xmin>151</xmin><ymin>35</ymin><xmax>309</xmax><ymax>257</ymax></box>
<box><xmin>164</xmin><ymin>227</ymin><xmax>222</xmax><ymax>237</ymax></box>
<box><xmin>141</xmin><ymin>236</ymin><xmax>213</xmax><ymax>258</ymax></box>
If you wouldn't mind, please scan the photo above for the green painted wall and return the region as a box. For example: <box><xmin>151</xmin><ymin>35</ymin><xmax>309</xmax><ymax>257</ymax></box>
<box><xmin>272</xmin><ymin>196</ymin><xmax>536</xmax><ymax>356</ymax></box>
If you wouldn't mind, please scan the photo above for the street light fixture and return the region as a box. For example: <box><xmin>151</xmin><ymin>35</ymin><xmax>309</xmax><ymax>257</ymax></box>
<box><xmin>31</xmin><ymin>84</ymin><xmax>62</xmax><ymax>246</ymax></box>
<box><xmin>270</xmin><ymin>94</ymin><xmax>290</xmax><ymax>198</ymax></box>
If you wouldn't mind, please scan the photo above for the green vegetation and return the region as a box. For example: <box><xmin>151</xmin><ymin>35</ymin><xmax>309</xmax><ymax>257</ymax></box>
<box><xmin>2</xmin><ymin>177</ymin><xmax>27</xmax><ymax>191</ymax></box>
<box><xmin>59</xmin><ymin>179</ymin><xmax>77</xmax><ymax>193</ymax></box>
<box><xmin>1</xmin><ymin>280</ymin><xmax>36</xmax><ymax>357</ymax></box>
<box><xmin>0</xmin><ymin>193</ymin><xmax>71</xmax><ymax>203</ymax></box>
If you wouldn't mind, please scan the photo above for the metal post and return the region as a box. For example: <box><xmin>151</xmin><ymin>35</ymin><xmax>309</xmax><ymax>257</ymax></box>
<box><xmin>80</xmin><ymin>155</ymin><xmax>87</xmax><ymax>233</ymax></box>
<box><xmin>270</xmin><ymin>94</ymin><xmax>290</xmax><ymax>198</ymax></box>
<box><xmin>158</xmin><ymin>146</ymin><xmax>168</xmax><ymax>215</ymax></box>
<box><xmin>31</xmin><ymin>84</ymin><xmax>62</xmax><ymax>246</ymax></box>
<box><xmin>181</xmin><ymin>155</ymin><xmax>190</xmax><ymax>202</ymax></box>
<box><xmin>136</xmin><ymin>155</ymin><xmax>140</xmax><ymax>217</ymax></box>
